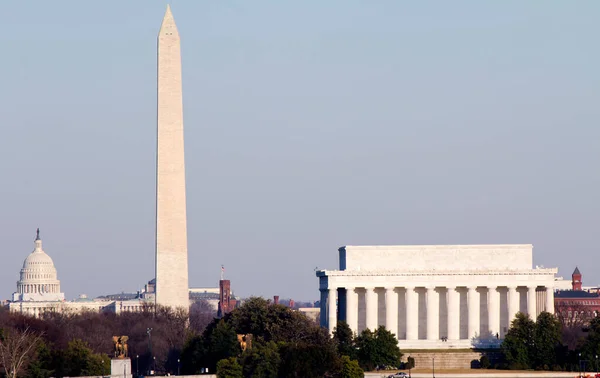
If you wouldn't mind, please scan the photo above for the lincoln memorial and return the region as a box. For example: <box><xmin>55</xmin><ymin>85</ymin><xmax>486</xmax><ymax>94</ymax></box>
<box><xmin>316</xmin><ymin>244</ymin><xmax>558</xmax><ymax>349</ymax></box>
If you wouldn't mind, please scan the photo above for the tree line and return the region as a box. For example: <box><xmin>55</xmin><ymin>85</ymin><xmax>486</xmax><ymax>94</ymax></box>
<box><xmin>9</xmin><ymin>297</ymin><xmax>599</xmax><ymax>377</ymax></box>
<box><xmin>182</xmin><ymin>297</ymin><xmax>374</xmax><ymax>378</ymax></box>
<box><xmin>0</xmin><ymin>301</ymin><xmax>215</xmax><ymax>378</ymax></box>
<box><xmin>498</xmin><ymin>311</ymin><xmax>600</xmax><ymax>372</ymax></box>
<box><xmin>0</xmin><ymin>298</ymin><xmax>405</xmax><ymax>378</ymax></box>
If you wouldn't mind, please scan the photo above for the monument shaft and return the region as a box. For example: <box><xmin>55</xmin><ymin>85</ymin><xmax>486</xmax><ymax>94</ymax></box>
<box><xmin>155</xmin><ymin>5</ymin><xmax>189</xmax><ymax>310</ymax></box>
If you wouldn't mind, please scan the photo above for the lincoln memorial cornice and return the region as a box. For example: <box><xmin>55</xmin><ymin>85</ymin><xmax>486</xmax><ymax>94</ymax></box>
<box><xmin>317</xmin><ymin>268</ymin><xmax>558</xmax><ymax>277</ymax></box>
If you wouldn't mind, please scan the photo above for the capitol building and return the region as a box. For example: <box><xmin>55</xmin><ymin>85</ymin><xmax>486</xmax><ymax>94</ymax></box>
<box><xmin>12</xmin><ymin>230</ymin><xmax>65</xmax><ymax>304</ymax></box>
<box><xmin>8</xmin><ymin>230</ymin><xmax>152</xmax><ymax>317</ymax></box>
<box><xmin>7</xmin><ymin>230</ymin><xmax>232</xmax><ymax>317</ymax></box>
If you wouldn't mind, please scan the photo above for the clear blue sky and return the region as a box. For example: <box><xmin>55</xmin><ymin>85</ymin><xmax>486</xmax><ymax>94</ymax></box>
<box><xmin>1</xmin><ymin>1</ymin><xmax>599</xmax><ymax>301</ymax></box>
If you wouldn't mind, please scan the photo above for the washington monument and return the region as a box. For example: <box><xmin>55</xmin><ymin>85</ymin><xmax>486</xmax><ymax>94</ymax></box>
<box><xmin>155</xmin><ymin>5</ymin><xmax>189</xmax><ymax>310</ymax></box>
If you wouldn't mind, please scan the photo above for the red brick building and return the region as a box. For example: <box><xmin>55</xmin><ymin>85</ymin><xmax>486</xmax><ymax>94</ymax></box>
<box><xmin>554</xmin><ymin>267</ymin><xmax>600</xmax><ymax>325</ymax></box>
<box><xmin>217</xmin><ymin>279</ymin><xmax>237</xmax><ymax>317</ymax></box>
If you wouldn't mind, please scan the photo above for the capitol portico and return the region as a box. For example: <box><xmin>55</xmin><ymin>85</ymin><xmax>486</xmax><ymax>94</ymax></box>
<box><xmin>317</xmin><ymin>245</ymin><xmax>558</xmax><ymax>349</ymax></box>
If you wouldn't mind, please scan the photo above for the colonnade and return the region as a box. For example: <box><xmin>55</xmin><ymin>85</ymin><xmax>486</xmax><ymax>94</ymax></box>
<box><xmin>324</xmin><ymin>285</ymin><xmax>555</xmax><ymax>341</ymax></box>
<box><xmin>18</xmin><ymin>283</ymin><xmax>60</xmax><ymax>294</ymax></box>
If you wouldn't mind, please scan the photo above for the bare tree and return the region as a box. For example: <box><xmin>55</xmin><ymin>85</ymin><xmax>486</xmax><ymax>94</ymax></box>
<box><xmin>555</xmin><ymin>301</ymin><xmax>595</xmax><ymax>350</ymax></box>
<box><xmin>0</xmin><ymin>326</ymin><xmax>43</xmax><ymax>378</ymax></box>
<box><xmin>556</xmin><ymin>301</ymin><xmax>593</xmax><ymax>329</ymax></box>
<box><xmin>190</xmin><ymin>300</ymin><xmax>216</xmax><ymax>333</ymax></box>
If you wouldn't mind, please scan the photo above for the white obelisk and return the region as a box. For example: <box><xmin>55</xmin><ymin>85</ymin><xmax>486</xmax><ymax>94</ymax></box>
<box><xmin>155</xmin><ymin>5</ymin><xmax>189</xmax><ymax>310</ymax></box>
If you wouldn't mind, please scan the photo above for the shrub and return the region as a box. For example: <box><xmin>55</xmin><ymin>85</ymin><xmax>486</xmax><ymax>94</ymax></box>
<box><xmin>479</xmin><ymin>355</ymin><xmax>491</xmax><ymax>369</ymax></box>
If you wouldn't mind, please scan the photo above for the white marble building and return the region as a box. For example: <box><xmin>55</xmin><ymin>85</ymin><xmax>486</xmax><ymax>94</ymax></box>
<box><xmin>12</xmin><ymin>230</ymin><xmax>65</xmax><ymax>303</ymax></box>
<box><xmin>8</xmin><ymin>231</ymin><xmax>152</xmax><ymax>317</ymax></box>
<box><xmin>317</xmin><ymin>245</ymin><xmax>558</xmax><ymax>349</ymax></box>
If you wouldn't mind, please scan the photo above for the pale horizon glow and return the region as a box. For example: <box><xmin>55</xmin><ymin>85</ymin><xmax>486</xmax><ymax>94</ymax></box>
<box><xmin>1</xmin><ymin>1</ymin><xmax>599</xmax><ymax>301</ymax></box>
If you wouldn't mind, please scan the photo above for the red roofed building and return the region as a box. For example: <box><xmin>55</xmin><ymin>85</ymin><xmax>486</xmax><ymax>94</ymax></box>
<box><xmin>554</xmin><ymin>267</ymin><xmax>600</xmax><ymax>326</ymax></box>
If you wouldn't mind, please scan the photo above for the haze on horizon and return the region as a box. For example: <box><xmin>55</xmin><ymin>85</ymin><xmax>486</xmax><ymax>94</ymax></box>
<box><xmin>1</xmin><ymin>1</ymin><xmax>599</xmax><ymax>302</ymax></box>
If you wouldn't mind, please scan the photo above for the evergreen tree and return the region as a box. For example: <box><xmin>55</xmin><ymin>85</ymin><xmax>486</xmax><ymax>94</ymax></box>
<box><xmin>581</xmin><ymin>317</ymin><xmax>600</xmax><ymax>365</ymax></box>
<box><xmin>58</xmin><ymin>339</ymin><xmax>110</xmax><ymax>377</ymax></box>
<box><xmin>333</xmin><ymin>321</ymin><xmax>357</xmax><ymax>359</ymax></box>
<box><xmin>216</xmin><ymin>357</ymin><xmax>243</xmax><ymax>378</ymax></box>
<box><xmin>532</xmin><ymin>311</ymin><xmax>562</xmax><ymax>369</ymax></box>
<box><xmin>182</xmin><ymin>297</ymin><xmax>342</xmax><ymax>377</ymax></box>
<box><xmin>341</xmin><ymin>355</ymin><xmax>364</xmax><ymax>378</ymax></box>
<box><xmin>240</xmin><ymin>341</ymin><xmax>280</xmax><ymax>378</ymax></box>
<box><xmin>181</xmin><ymin>319</ymin><xmax>241</xmax><ymax>374</ymax></box>
<box><xmin>501</xmin><ymin>312</ymin><xmax>535</xmax><ymax>369</ymax></box>
<box><xmin>356</xmin><ymin>326</ymin><xmax>402</xmax><ymax>371</ymax></box>
<box><xmin>25</xmin><ymin>342</ymin><xmax>54</xmax><ymax>378</ymax></box>
<box><xmin>277</xmin><ymin>336</ymin><xmax>342</xmax><ymax>378</ymax></box>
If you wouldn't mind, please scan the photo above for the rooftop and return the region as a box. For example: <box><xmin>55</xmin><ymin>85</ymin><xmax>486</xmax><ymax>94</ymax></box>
<box><xmin>555</xmin><ymin>290</ymin><xmax>600</xmax><ymax>298</ymax></box>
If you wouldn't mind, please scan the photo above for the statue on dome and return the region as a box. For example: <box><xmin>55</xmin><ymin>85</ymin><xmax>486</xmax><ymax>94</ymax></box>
<box><xmin>35</xmin><ymin>228</ymin><xmax>40</xmax><ymax>240</ymax></box>
<box><xmin>112</xmin><ymin>335</ymin><xmax>129</xmax><ymax>358</ymax></box>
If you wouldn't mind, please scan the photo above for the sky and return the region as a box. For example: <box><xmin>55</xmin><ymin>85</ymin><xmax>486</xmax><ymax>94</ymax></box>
<box><xmin>1</xmin><ymin>1</ymin><xmax>599</xmax><ymax>302</ymax></box>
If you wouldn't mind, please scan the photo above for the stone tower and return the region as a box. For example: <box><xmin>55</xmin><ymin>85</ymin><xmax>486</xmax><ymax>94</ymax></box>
<box><xmin>572</xmin><ymin>267</ymin><xmax>582</xmax><ymax>291</ymax></box>
<box><xmin>155</xmin><ymin>5</ymin><xmax>189</xmax><ymax>310</ymax></box>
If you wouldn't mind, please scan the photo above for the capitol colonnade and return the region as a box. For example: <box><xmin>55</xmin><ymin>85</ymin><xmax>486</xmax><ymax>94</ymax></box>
<box><xmin>317</xmin><ymin>245</ymin><xmax>558</xmax><ymax>349</ymax></box>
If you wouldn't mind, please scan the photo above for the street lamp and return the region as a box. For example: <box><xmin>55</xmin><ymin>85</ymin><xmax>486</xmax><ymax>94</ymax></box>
<box><xmin>147</xmin><ymin>328</ymin><xmax>153</xmax><ymax>375</ymax></box>
<box><xmin>153</xmin><ymin>356</ymin><xmax>156</xmax><ymax>375</ymax></box>
<box><xmin>432</xmin><ymin>356</ymin><xmax>435</xmax><ymax>378</ymax></box>
<box><xmin>178</xmin><ymin>358</ymin><xmax>181</xmax><ymax>375</ymax></box>
<box><xmin>578</xmin><ymin>353</ymin><xmax>582</xmax><ymax>378</ymax></box>
<box><xmin>136</xmin><ymin>355</ymin><xmax>139</xmax><ymax>376</ymax></box>
<box><xmin>596</xmin><ymin>355</ymin><xmax>598</xmax><ymax>374</ymax></box>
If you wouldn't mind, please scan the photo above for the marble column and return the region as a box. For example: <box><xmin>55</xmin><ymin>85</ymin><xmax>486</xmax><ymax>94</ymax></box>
<box><xmin>328</xmin><ymin>288</ymin><xmax>337</xmax><ymax>332</ymax></box>
<box><xmin>468</xmin><ymin>287</ymin><xmax>480</xmax><ymax>339</ymax></box>
<box><xmin>385</xmin><ymin>287</ymin><xmax>398</xmax><ymax>336</ymax></box>
<box><xmin>319</xmin><ymin>289</ymin><xmax>327</xmax><ymax>327</ymax></box>
<box><xmin>346</xmin><ymin>287</ymin><xmax>358</xmax><ymax>334</ymax></box>
<box><xmin>426</xmin><ymin>287</ymin><xmax>439</xmax><ymax>340</ymax></box>
<box><xmin>507</xmin><ymin>286</ymin><xmax>519</xmax><ymax>324</ymax></box>
<box><xmin>488</xmin><ymin>286</ymin><xmax>500</xmax><ymax>338</ymax></box>
<box><xmin>545</xmin><ymin>286</ymin><xmax>554</xmax><ymax>314</ymax></box>
<box><xmin>365</xmin><ymin>287</ymin><xmax>377</xmax><ymax>331</ymax></box>
<box><xmin>527</xmin><ymin>286</ymin><xmax>537</xmax><ymax>321</ymax></box>
<box><xmin>405</xmin><ymin>287</ymin><xmax>418</xmax><ymax>340</ymax></box>
<box><xmin>447</xmin><ymin>286</ymin><xmax>460</xmax><ymax>340</ymax></box>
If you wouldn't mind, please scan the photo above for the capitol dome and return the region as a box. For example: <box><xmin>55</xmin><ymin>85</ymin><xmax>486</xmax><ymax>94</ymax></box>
<box><xmin>12</xmin><ymin>229</ymin><xmax>65</xmax><ymax>302</ymax></box>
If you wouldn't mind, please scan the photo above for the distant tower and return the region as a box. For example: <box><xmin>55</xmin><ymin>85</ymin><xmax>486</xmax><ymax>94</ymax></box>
<box><xmin>572</xmin><ymin>267</ymin><xmax>582</xmax><ymax>291</ymax></box>
<box><xmin>218</xmin><ymin>280</ymin><xmax>233</xmax><ymax>317</ymax></box>
<box><xmin>155</xmin><ymin>5</ymin><xmax>189</xmax><ymax>310</ymax></box>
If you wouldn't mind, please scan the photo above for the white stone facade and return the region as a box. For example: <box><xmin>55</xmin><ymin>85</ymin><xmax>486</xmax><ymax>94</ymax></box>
<box><xmin>9</xmin><ymin>299</ymin><xmax>107</xmax><ymax>317</ymax></box>
<box><xmin>9</xmin><ymin>231</ymin><xmax>155</xmax><ymax>317</ymax></box>
<box><xmin>155</xmin><ymin>5</ymin><xmax>190</xmax><ymax>310</ymax></box>
<box><xmin>12</xmin><ymin>233</ymin><xmax>64</xmax><ymax>302</ymax></box>
<box><xmin>317</xmin><ymin>245</ymin><xmax>557</xmax><ymax>349</ymax></box>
